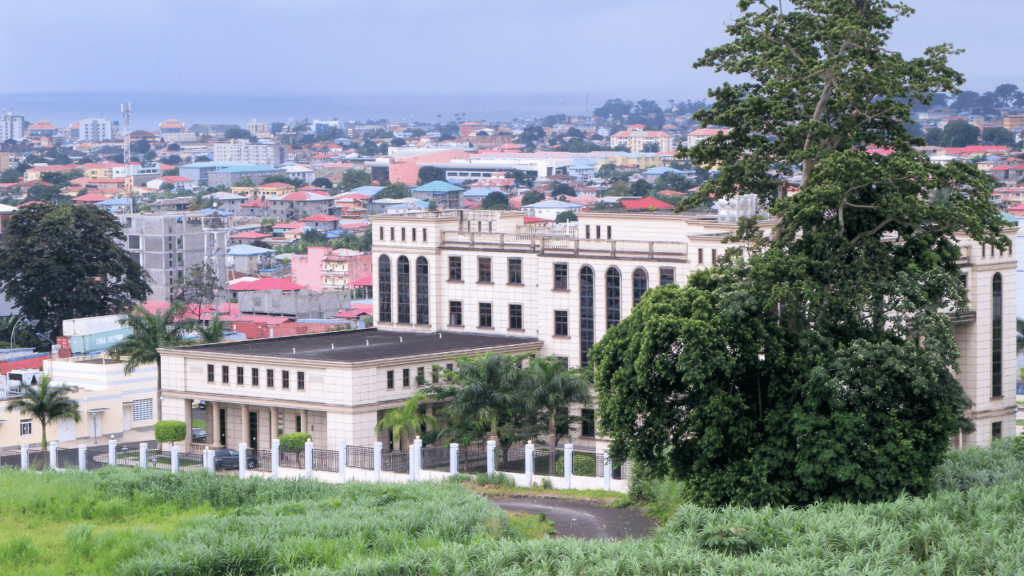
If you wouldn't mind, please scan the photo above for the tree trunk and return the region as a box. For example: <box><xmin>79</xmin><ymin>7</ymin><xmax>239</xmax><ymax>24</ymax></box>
<box><xmin>548</xmin><ymin>414</ymin><xmax>556</xmax><ymax>478</ymax></box>
<box><xmin>155</xmin><ymin>358</ymin><xmax>163</xmax><ymax>451</ymax></box>
<box><xmin>40</xmin><ymin>418</ymin><xmax>47</xmax><ymax>450</ymax></box>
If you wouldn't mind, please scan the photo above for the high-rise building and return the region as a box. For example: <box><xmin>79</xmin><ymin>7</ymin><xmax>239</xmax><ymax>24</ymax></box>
<box><xmin>79</xmin><ymin>118</ymin><xmax>114</xmax><ymax>142</ymax></box>
<box><xmin>0</xmin><ymin>113</ymin><xmax>25</xmax><ymax>142</ymax></box>
<box><xmin>213</xmin><ymin>141</ymin><xmax>285</xmax><ymax>167</ymax></box>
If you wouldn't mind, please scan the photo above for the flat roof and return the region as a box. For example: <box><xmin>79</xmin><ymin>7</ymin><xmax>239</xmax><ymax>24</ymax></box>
<box><xmin>169</xmin><ymin>328</ymin><xmax>540</xmax><ymax>363</ymax></box>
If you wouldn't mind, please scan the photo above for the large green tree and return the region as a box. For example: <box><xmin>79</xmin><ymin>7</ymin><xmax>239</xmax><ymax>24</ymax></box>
<box><xmin>938</xmin><ymin>120</ymin><xmax>981</xmax><ymax>148</ymax></box>
<box><xmin>340</xmin><ymin>170</ymin><xmax>371</xmax><ymax>191</ymax></box>
<box><xmin>5</xmin><ymin>374</ymin><xmax>80</xmax><ymax>449</ymax></box>
<box><xmin>593</xmin><ymin>0</ymin><xmax>1007</xmax><ymax>507</ymax></box>
<box><xmin>0</xmin><ymin>205</ymin><xmax>150</xmax><ymax>341</ymax></box>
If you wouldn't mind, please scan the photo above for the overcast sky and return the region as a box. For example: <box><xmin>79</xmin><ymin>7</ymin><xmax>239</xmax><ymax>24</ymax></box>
<box><xmin>0</xmin><ymin>0</ymin><xmax>1019</xmax><ymax>101</ymax></box>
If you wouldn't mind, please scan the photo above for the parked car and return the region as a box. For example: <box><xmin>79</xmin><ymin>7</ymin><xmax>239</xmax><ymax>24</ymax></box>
<box><xmin>212</xmin><ymin>448</ymin><xmax>257</xmax><ymax>470</ymax></box>
<box><xmin>192</xmin><ymin>427</ymin><xmax>207</xmax><ymax>442</ymax></box>
<box><xmin>196</xmin><ymin>400</ymin><xmax>206</xmax><ymax>410</ymax></box>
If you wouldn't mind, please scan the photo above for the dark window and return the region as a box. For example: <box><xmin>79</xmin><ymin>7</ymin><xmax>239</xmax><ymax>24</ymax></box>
<box><xmin>479</xmin><ymin>302</ymin><xmax>492</xmax><ymax>327</ymax></box>
<box><xmin>606</xmin><ymin>268</ymin><xmax>621</xmax><ymax>327</ymax></box>
<box><xmin>379</xmin><ymin>226</ymin><xmax>384</xmax><ymax>240</ymax></box>
<box><xmin>267</xmin><ymin>369</ymin><xmax>274</xmax><ymax>388</ymax></box>
<box><xmin>401</xmin><ymin>228</ymin><xmax>406</xmax><ymax>241</ymax></box>
<box><xmin>237</xmin><ymin>367</ymin><xmax>244</xmax><ymax>385</ymax></box>
<box><xmin>508</xmin><ymin>258</ymin><xmax>522</xmax><ymax>284</ymax></box>
<box><xmin>397</xmin><ymin>256</ymin><xmax>410</xmax><ymax>323</ymax></box>
<box><xmin>417</xmin><ymin>367</ymin><xmax>425</xmax><ymax>385</ymax></box>
<box><xmin>282</xmin><ymin>370</ymin><xmax>290</xmax><ymax>389</ymax></box>
<box><xmin>449</xmin><ymin>301</ymin><xmax>462</xmax><ymax>326</ymax></box>
<box><xmin>607</xmin><ymin>226</ymin><xmax>611</xmax><ymax>239</ymax></box>
<box><xmin>432</xmin><ymin>367</ymin><xmax>439</xmax><ymax>384</ymax></box>
<box><xmin>222</xmin><ymin>365</ymin><xmax>229</xmax><ymax>384</ymax></box>
<box><xmin>580</xmin><ymin>266</ymin><xmax>595</xmax><ymax>366</ymax></box>
<box><xmin>632</xmin><ymin>268</ymin><xmax>648</xmax><ymax>305</ymax></box>
<box><xmin>698</xmin><ymin>248</ymin><xmax>704</xmax><ymax>264</ymax></box>
<box><xmin>712</xmin><ymin>249</ymin><xmax>718</xmax><ymax>264</ymax></box>
<box><xmin>422</xmin><ymin>228</ymin><xmax>426</xmax><ymax>242</ymax></box>
<box><xmin>446</xmin><ymin>363</ymin><xmax>453</xmax><ymax>372</ymax></box>
<box><xmin>660</xmin><ymin>267</ymin><xmax>675</xmax><ymax>286</ymax></box>
<box><xmin>252</xmin><ymin>367</ymin><xmax>259</xmax><ymax>387</ymax></box>
<box><xmin>378</xmin><ymin>255</ymin><xmax>392</xmax><ymax>323</ymax></box>
<box><xmin>555</xmin><ymin>310</ymin><xmax>568</xmax><ymax>336</ymax></box>
<box><xmin>387</xmin><ymin>370</ymin><xmax>394</xmax><ymax>389</ymax></box>
<box><xmin>993</xmin><ymin>272</ymin><xmax>1003</xmax><ymax>397</ymax></box>
<box><xmin>585</xmin><ymin>225</ymin><xmax>591</xmax><ymax>239</ymax></box>
<box><xmin>403</xmin><ymin>368</ymin><xmax>410</xmax><ymax>388</ymax></box>
<box><xmin>297</xmin><ymin>371</ymin><xmax>305</xmax><ymax>390</ymax></box>
<box><xmin>219</xmin><ymin>409</ymin><xmax>227</xmax><ymax>444</ymax></box>
<box><xmin>449</xmin><ymin>256</ymin><xmax>462</xmax><ymax>280</ymax></box>
<box><xmin>296</xmin><ymin>415</ymin><xmax>301</xmax><ymax>433</ymax></box>
<box><xmin>596</xmin><ymin>226</ymin><xmax>601</xmax><ymax>239</ymax></box>
<box><xmin>207</xmin><ymin>364</ymin><xmax>214</xmax><ymax>383</ymax></box>
<box><xmin>993</xmin><ymin>421</ymin><xmax>1002</xmax><ymax>440</ymax></box>
<box><xmin>509</xmin><ymin>304</ymin><xmax>523</xmax><ymax>330</ymax></box>
<box><xmin>581</xmin><ymin>408</ymin><xmax>596</xmax><ymax>438</ymax></box>
<box><xmin>390</xmin><ymin>227</ymin><xmax>395</xmax><ymax>241</ymax></box>
<box><xmin>554</xmin><ymin>263</ymin><xmax>568</xmax><ymax>290</ymax></box>
<box><xmin>478</xmin><ymin>257</ymin><xmax>491</xmax><ymax>282</ymax></box>
<box><xmin>416</xmin><ymin>257</ymin><xmax>429</xmax><ymax>325</ymax></box>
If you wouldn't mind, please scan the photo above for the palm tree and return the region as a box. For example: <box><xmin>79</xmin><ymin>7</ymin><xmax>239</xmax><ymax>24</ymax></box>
<box><xmin>1016</xmin><ymin>318</ymin><xmax>1024</xmax><ymax>354</ymax></box>
<box><xmin>529</xmin><ymin>356</ymin><xmax>592</xmax><ymax>476</ymax></box>
<box><xmin>442</xmin><ymin>352</ymin><xmax>533</xmax><ymax>442</ymax></box>
<box><xmin>5</xmin><ymin>374</ymin><xmax>80</xmax><ymax>449</ymax></box>
<box><xmin>107</xmin><ymin>302</ymin><xmax>194</xmax><ymax>422</ymax></box>
<box><xmin>375</xmin><ymin>393</ymin><xmax>438</xmax><ymax>451</ymax></box>
<box><xmin>196</xmin><ymin>314</ymin><xmax>225</xmax><ymax>344</ymax></box>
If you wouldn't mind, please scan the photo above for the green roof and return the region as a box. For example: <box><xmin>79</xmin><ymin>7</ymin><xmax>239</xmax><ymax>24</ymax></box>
<box><xmin>1000</xmin><ymin>212</ymin><xmax>1018</xmax><ymax>226</ymax></box>
<box><xmin>413</xmin><ymin>181</ymin><xmax>464</xmax><ymax>193</ymax></box>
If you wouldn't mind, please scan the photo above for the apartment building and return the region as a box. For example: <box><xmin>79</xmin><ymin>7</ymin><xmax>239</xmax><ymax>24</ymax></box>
<box><xmin>0</xmin><ymin>113</ymin><xmax>25</xmax><ymax>142</ymax></box>
<box><xmin>609</xmin><ymin>130</ymin><xmax>674</xmax><ymax>153</ymax></box>
<box><xmin>214</xmin><ymin>141</ymin><xmax>285</xmax><ymax>167</ymax></box>
<box><xmin>371</xmin><ymin>209</ymin><xmax>1018</xmax><ymax>447</ymax></box>
<box><xmin>79</xmin><ymin>118</ymin><xmax>114</xmax><ymax>142</ymax></box>
<box><xmin>0</xmin><ymin>152</ymin><xmax>10</xmax><ymax>172</ymax></box>
<box><xmin>117</xmin><ymin>212</ymin><xmax>232</xmax><ymax>301</ymax></box>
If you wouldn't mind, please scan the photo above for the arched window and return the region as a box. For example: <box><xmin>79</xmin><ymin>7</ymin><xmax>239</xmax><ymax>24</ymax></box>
<box><xmin>416</xmin><ymin>257</ymin><xmax>429</xmax><ymax>325</ymax></box>
<box><xmin>397</xmin><ymin>256</ymin><xmax>410</xmax><ymax>324</ymax></box>
<box><xmin>993</xmin><ymin>272</ymin><xmax>1003</xmax><ymax>397</ymax></box>
<box><xmin>580</xmin><ymin>266</ymin><xmax>595</xmax><ymax>366</ymax></box>
<box><xmin>632</xmin><ymin>268</ymin><xmax>648</xmax><ymax>305</ymax></box>
<box><xmin>606</xmin><ymin>268</ymin><xmax>621</xmax><ymax>328</ymax></box>
<box><xmin>378</xmin><ymin>255</ymin><xmax>391</xmax><ymax>323</ymax></box>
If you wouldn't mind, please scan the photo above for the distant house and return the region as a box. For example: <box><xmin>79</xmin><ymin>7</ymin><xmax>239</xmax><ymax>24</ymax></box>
<box><xmin>300</xmin><ymin>214</ymin><xmax>341</xmax><ymax>232</ymax></box>
<box><xmin>411</xmin><ymin>180</ymin><xmax>465</xmax><ymax>210</ymax></box>
<box><xmin>686</xmin><ymin>127</ymin><xmax>733</xmax><ymax>148</ymax></box>
<box><xmin>269</xmin><ymin>191</ymin><xmax>334</xmax><ymax>221</ymax></box>
<box><xmin>522</xmin><ymin>199</ymin><xmax>581</xmax><ymax>220</ymax></box>
<box><xmin>610</xmin><ymin>130</ymin><xmax>674</xmax><ymax>153</ymax></box>
<box><xmin>146</xmin><ymin>175</ymin><xmax>195</xmax><ymax>192</ymax></box>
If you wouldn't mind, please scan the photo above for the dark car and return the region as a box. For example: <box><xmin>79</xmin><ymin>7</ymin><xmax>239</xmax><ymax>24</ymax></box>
<box><xmin>192</xmin><ymin>427</ymin><xmax>207</xmax><ymax>442</ymax></box>
<box><xmin>212</xmin><ymin>448</ymin><xmax>257</xmax><ymax>470</ymax></box>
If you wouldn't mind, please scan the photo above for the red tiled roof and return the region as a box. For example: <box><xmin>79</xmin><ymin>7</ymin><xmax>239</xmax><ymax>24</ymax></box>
<box><xmin>657</xmin><ymin>189</ymin><xmax>687</xmax><ymax>196</ymax></box>
<box><xmin>157</xmin><ymin>176</ymin><xmax>192</xmax><ymax>182</ymax></box>
<box><xmin>240</xmin><ymin>199</ymin><xmax>268</xmax><ymax>208</ymax></box>
<box><xmin>300</xmin><ymin>214</ymin><xmax>340</xmax><ymax>222</ymax></box>
<box><xmin>258</xmin><ymin>182</ymin><xmax>294</xmax><ymax>189</ymax></box>
<box><xmin>72</xmin><ymin>193</ymin><xmax>110</xmax><ymax>203</ymax></box>
<box><xmin>620</xmin><ymin>197</ymin><xmax>673</xmax><ymax>210</ymax></box>
<box><xmin>231</xmin><ymin>277</ymin><xmax>304</xmax><ymax>292</ymax></box>
<box><xmin>334</xmin><ymin>309</ymin><xmax>371</xmax><ymax>319</ymax></box>
<box><xmin>230</xmin><ymin>231</ymin><xmax>271</xmax><ymax>239</ymax></box>
<box><xmin>523</xmin><ymin>216</ymin><xmax>550</xmax><ymax>223</ymax></box>
<box><xmin>273</xmin><ymin>221</ymin><xmax>306</xmax><ymax>229</ymax></box>
<box><xmin>348</xmin><ymin>275</ymin><xmax>373</xmax><ymax>287</ymax></box>
<box><xmin>278</xmin><ymin>191</ymin><xmax>330</xmax><ymax>201</ymax></box>
<box><xmin>336</xmin><ymin>192</ymin><xmax>371</xmax><ymax>200</ymax></box>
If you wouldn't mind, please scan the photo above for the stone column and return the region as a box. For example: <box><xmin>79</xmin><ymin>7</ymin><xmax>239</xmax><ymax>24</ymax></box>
<box><xmin>183</xmin><ymin>398</ymin><xmax>193</xmax><ymax>453</ymax></box>
<box><xmin>210</xmin><ymin>401</ymin><xmax>221</xmax><ymax>447</ymax></box>
<box><xmin>241</xmin><ymin>404</ymin><xmax>250</xmax><ymax>449</ymax></box>
<box><xmin>270</xmin><ymin>406</ymin><xmax>279</xmax><ymax>439</ymax></box>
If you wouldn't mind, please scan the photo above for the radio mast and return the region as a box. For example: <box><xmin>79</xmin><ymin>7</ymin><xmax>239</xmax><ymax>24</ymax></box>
<box><xmin>121</xmin><ymin>102</ymin><xmax>133</xmax><ymax>214</ymax></box>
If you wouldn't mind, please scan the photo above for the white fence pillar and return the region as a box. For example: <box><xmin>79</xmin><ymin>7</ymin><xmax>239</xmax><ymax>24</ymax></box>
<box><xmin>139</xmin><ymin>443</ymin><xmax>148</xmax><ymax>469</ymax></box>
<box><xmin>525</xmin><ymin>442</ymin><xmax>535</xmax><ymax>486</ymax></box>
<box><xmin>304</xmin><ymin>441</ymin><xmax>313</xmax><ymax>479</ymax></box>
<box><xmin>108</xmin><ymin>439</ymin><xmax>117</xmax><ymax>466</ymax></box>
<box><xmin>78</xmin><ymin>445</ymin><xmax>87</xmax><ymax>471</ymax></box>
<box><xmin>206</xmin><ymin>448</ymin><xmax>216</xmax><ymax>473</ymax></box>
<box><xmin>486</xmin><ymin>440</ymin><xmax>496</xmax><ymax>475</ymax></box>
<box><xmin>413</xmin><ymin>437</ymin><xmax>422</xmax><ymax>481</ymax></box>
<box><xmin>603</xmin><ymin>450</ymin><xmax>612</xmax><ymax>490</ymax></box>
<box><xmin>373</xmin><ymin>442</ymin><xmax>382</xmax><ymax>482</ymax></box>
<box><xmin>563</xmin><ymin>444</ymin><xmax>573</xmax><ymax>490</ymax></box>
<box><xmin>171</xmin><ymin>446</ymin><xmax>180</xmax><ymax>473</ymax></box>
<box><xmin>49</xmin><ymin>443</ymin><xmax>57</xmax><ymax>469</ymax></box>
<box><xmin>449</xmin><ymin>443</ymin><xmax>459</xmax><ymax>475</ymax></box>
<box><xmin>271</xmin><ymin>439</ymin><xmax>280</xmax><ymax>479</ymax></box>
<box><xmin>339</xmin><ymin>440</ymin><xmax>347</xmax><ymax>483</ymax></box>
<box><xmin>238</xmin><ymin>443</ymin><xmax>247</xmax><ymax>479</ymax></box>
<box><xmin>20</xmin><ymin>444</ymin><xmax>28</xmax><ymax>470</ymax></box>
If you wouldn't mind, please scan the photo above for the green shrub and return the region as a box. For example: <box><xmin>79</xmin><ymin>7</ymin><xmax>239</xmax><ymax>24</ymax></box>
<box><xmin>154</xmin><ymin>421</ymin><xmax>187</xmax><ymax>445</ymax></box>
<box><xmin>278</xmin><ymin>432</ymin><xmax>311</xmax><ymax>454</ymax></box>
<box><xmin>64</xmin><ymin>524</ymin><xmax>95</xmax><ymax>559</ymax></box>
<box><xmin>698</xmin><ymin>526</ymin><xmax>761</xmax><ymax>554</ymax></box>
<box><xmin>554</xmin><ymin>453</ymin><xmax>596</xmax><ymax>476</ymax></box>
<box><xmin>475</xmin><ymin>473</ymin><xmax>515</xmax><ymax>487</ymax></box>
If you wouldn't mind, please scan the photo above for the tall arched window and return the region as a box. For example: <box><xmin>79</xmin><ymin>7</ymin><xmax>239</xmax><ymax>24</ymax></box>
<box><xmin>993</xmin><ymin>272</ymin><xmax>1003</xmax><ymax>397</ymax></box>
<box><xmin>606</xmin><ymin>268</ymin><xmax>621</xmax><ymax>328</ymax></box>
<box><xmin>580</xmin><ymin>266</ymin><xmax>595</xmax><ymax>366</ymax></box>
<box><xmin>416</xmin><ymin>257</ymin><xmax>429</xmax><ymax>325</ymax></box>
<box><xmin>378</xmin><ymin>255</ymin><xmax>391</xmax><ymax>323</ymax></box>
<box><xmin>632</xmin><ymin>268</ymin><xmax>648</xmax><ymax>305</ymax></box>
<box><xmin>397</xmin><ymin>256</ymin><xmax>410</xmax><ymax>324</ymax></box>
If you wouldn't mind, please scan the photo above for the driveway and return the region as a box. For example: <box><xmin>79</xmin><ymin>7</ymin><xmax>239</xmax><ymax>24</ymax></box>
<box><xmin>489</xmin><ymin>498</ymin><xmax>656</xmax><ymax>540</ymax></box>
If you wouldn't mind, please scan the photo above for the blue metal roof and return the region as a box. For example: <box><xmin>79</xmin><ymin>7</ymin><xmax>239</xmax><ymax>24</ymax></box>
<box><xmin>413</xmin><ymin>181</ymin><xmax>464</xmax><ymax>193</ymax></box>
<box><xmin>228</xmin><ymin>245</ymin><xmax>276</xmax><ymax>256</ymax></box>
<box><xmin>215</xmin><ymin>165</ymin><xmax>280</xmax><ymax>174</ymax></box>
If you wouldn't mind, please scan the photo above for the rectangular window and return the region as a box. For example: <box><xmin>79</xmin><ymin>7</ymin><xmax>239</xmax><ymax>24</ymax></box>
<box><xmin>432</xmin><ymin>366</ymin><xmax>439</xmax><ymax>384</ymax></box>
<box><xmin>660</xmin><ymin>267</ymin><xmax>675</xmax><ymax>286</ymax></box>
<box><xmin>417</xmin><ymin>367</ymin><xmax>425</xmax><ymax>386</ymax></box>
<box><xmin>403</xmin><ymin>368</ymin><xmax>410</xmax><ymax>388</ymax></box>
<box><xmin>412</xmin><ymin>228</ymin><xmax>416</xmax><ymax>241</ymax></box>
<box><xmin>390</xmin><ymin>227</ymin><xmax>395</xmax><ymax>241</ymax></box>
<box><xmin>207</xmin><ymin>364</ymin><xmax>214</xmax><ymax>383</ymax></box>
<box><xmin>237</xmin><ymin>367</ymin><xmax>244</xmax><ymax>386</ymax></box>
<box><xmin>712</xmin><ymin>249</ymin><xmax>718</xmax><ymax>264</ymax></box>
<box><xmin>20</xmin><ymin>419</ymin><xmax>31</xmax><ymax>435</ymax></box>
<box><xmin>401</xmin><ymin>228</ymin><xmax>406</xmax><ymax>241</ymax></box>
<box><xmin>581</xmin><ymin>408</ymin><xmax>596</xmax><ymax>438</ymax></box>
<box><xmin>267</xmin><ymin>369</ymin><xmax>274</xmax><ymax>388</ymax></box>
<box><xmin>508</xmin><ymin>258</ymin><xmax>522</xmax><ymax>284</ymax></box>
<box><xmin>282</xmin><ymin>370</ymin><xmax>290</xmax><ymax>389</ymax></box>
<box><xmin>132</xmin><ymin>398</ymin><xmax>153</xmax><ymax>422</ymax></box>
<box><xmin>554</xmin><ymin>263</ymin><xmax>568</xmax><ymax>290</ymax></box>
<box><xmin>379</xmin><ymin>226</ymin><xmax>384</xmax><ymax>240</ymax></box>
<box><xmin>555</xmin><ymin>310</ymin><xmax>568</xmax><ymax>336</ymax></box>
<box><xmin>585</xmin><ymin>225</ymin><xmax>591</xmax><ymax>239</ymax></box>
<box><xmin>449</xmin><ymin>256</ymin><xmax>462</xmax><ymax>281</ymax></box>
<box><xmin>449</xmin><ymin>301</ymin><xmax>462</xmax><ymax>326</ymax></box>
<box><xmin>509</xmin><ymin>304</ymin><xmax>523</xmax><ymax>330</ymax></box>
<box><xmin>297</xmin><ymin>371</ymin><xmax>305</xmax><ymax>390</ymax></box>
<box><xmin>252</xmin><ymin>368</ymin><xmax>259</xmax><ymax>387</ymax></box>
<box><xmin>222</xmin><ymin>365</ymin><xmax>229</xmax><ymax>384</ymax></box>
<box><xmin>698</xmin><ymin>248</ymin><xmax>704</xmax><ymax>264</ymax></box>
<box><xmin>422</xmin><ymin>228</ymin><xmax>427</xmax><ymax>242</ymax></box>
<box><xmin>993</xmin><ymin>421</ymin><xmax>1002</xmax><ymax>440</ymax></box>
<box><xmin>387</xmin><ymin>370</ymin><xmax>394</xmax><ymax>389</ymax></box>
<box><xmin>479</xmin><ymin>303</ymin><xmax>492</xmax><ymax>327</ymax></box>
<box><xmin>478</xmin><ymin>257</ymin><xmax>491</xmax><ymax>282</ymax></box>
<box><xmin>296</xmin><ymin>415</ymin><xmax>301</xmax><ymax>432</ymax></box>
<box><xmin>596</xmin><ymin>226</ymin><xmax>601</xmax><ymax>239</ymax></box>
<box><xmin>446</xmin><ymin>363</ymin><xmax>453</xmax><ymax>372</ymax></box>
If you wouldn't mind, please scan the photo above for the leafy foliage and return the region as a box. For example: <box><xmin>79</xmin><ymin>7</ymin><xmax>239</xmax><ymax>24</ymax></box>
<box><xmin>374</xmin><ymin>393</ymin><xmax>438</xmax><ymax>450</ymax></box>
<box><xmin>278</xmin><ymin>432</ymin><xmax>312</xmax><ymax>454</ymax></box>
<box><xmin>154</xmin><ymin>421</ymin><xmax>186</xmax><ymax>445</ymax></box>
<box><xmin>4</xmin><ymin>374</ymin><xmax>80</xmax><ymax>448</ymax></box>
<box><xmin>554</xmin><ymin>210</ymin><xmax>577</xmax><ymax>223</ymax></box>
<box><xmin>417</xmin><ymin>166</ymin><xmax>447</xmax><ymax>185</ymax></box>
<box><xmin>340</xmin><ymin>170</ymin><xmax>371</xmax><ymax>191</ymax></box>
<box><xmin>480</xmin><ymin>191</ymin><xmax>509</xmax><ymax>210</ymax></box>
<box><xmin>520</xmin><ymin>191</ymin><xmax>545</xmax><ymax>206</ymax></box>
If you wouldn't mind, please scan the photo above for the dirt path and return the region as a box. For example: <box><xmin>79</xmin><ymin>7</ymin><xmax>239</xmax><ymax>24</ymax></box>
<box><xmin>489</xmin><ymin>498</ymin><xmax>656</xmax><ymax>540</ymax></box>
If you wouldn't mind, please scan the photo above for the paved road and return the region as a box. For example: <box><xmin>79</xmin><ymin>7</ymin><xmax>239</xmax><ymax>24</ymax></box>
<box><xmin>490</xmin><ymin>498</ymin><xmax>656</xmax><ymax>540</ymax></box>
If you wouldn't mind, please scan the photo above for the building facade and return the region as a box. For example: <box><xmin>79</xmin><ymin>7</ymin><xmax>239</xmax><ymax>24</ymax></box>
<box><xmin>214</xmin><ymin>142</ymin><xmax>285</xmax><ymax>167</ymax></box>
<box><xmin>0</xmin><ymin>113</ymin><xmax>25</xmax><ymax>142</ymax></box>
<box><xmin>609</xmin><ymin>130</ymin><xmax>674</xmax><ymax>153</ymax></box>
<box><xmin>79</xmin><ymin>118</ymin><xmax>114</xmax><ymax>142</ymax></box>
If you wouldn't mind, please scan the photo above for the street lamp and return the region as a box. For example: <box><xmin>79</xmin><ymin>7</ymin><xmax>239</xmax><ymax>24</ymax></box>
<box><xmin>10</xmin><ymin>316</ymin><xmax>27</xmax><ymax>349</ymax></box>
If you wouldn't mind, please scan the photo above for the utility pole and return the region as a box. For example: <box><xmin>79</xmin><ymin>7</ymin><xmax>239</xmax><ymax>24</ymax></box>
<box><xmin>121</xmin><ymin>102</ymin><xmax>133</xmax><ymax>214</ymax></box>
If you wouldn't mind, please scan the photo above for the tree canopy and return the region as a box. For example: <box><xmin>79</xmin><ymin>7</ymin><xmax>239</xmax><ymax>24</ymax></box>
<box><xmin>417</xmin><ymin>166</ymin><xmax>447</xmax><ymax>185</ymax></box>
<box><xmin>373</xmin><ymin>183</ymin><xmax>411</xmax><ymax>200</ymax></box>
<box><xmin>594</xmin><ymin>0</ymin><xmax>1007</xmax><ymax>507</ymax></box>
<box><xmin>520</xmin><ymin>191</ymin><xmax>545</xmax><ymax>206</ymax></box>
<box><xmin>340</xmin><ymin>170</ymin><xmax>371</xmax><ymax>191</ymax></box>
<box><xmin>480</xmin><ymin>191</ymin><xmax>509</xmax><ymax>210</ymax></box>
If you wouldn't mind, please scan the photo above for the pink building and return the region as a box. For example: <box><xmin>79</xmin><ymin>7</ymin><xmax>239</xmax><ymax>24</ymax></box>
<box><xmin>291</xmin><ymin>246</ymin><xmax>372</xmax><ymax>291</ymax></box>
<box><xmin>380</xmin><ymin>149</ymin><xmax>473</xmax><ymax>185</ymax></box>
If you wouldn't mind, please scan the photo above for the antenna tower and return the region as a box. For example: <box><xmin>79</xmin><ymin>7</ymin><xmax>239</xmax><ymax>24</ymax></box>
<box><xmin>121</xmin><ymin>102</ymin><xmax>133</xmax><ymax>213</ymax></box>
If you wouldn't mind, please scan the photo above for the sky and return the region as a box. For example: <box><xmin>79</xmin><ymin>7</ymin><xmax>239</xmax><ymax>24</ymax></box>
<box><xmin>0</xmin><ymin>0</ymin><xmax>1020</xmax><ymax>123</ymax></box>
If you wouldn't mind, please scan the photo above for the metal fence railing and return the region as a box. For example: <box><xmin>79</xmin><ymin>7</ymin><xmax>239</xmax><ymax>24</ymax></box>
<box><xmin>347</xmin><ymin>445</ymin><xmax>375</xmax><ymax>470</ymax></box>
<box><xmin>381</xmin><ymin>449</ymin><xmax>409</xmax><ymax>472</ymax></box>
<box><xmin>421</xmin><ymin>446</ymin><xmax>450</xmax><ymax>471</ymax></box>
<box><xmin>311</xmin><ymin>449</ymin><xmax>338</xmax><ymax>472</ymax></box>
<box><xmin>56</xmin><ymin>447</ymin><xmax>79</xmax><ymax>470</ymax></box>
